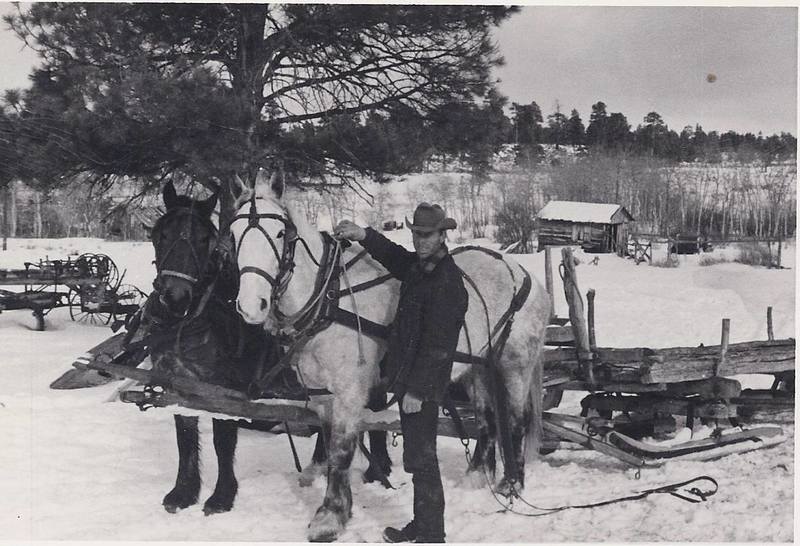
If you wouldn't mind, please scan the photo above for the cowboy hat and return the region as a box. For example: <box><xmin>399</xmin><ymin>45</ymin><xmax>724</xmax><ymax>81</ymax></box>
<box><xmin>405</xmin><ymin>202</ymin><xmax>457</xmax><ymax>233</ymax></box>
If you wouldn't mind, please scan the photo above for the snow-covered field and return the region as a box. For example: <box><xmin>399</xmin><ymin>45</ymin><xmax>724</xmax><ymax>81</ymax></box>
<box><xmin>0</xmin><ymin>234</ymin><xmax>795</xmax><ymax>543</ymax></box>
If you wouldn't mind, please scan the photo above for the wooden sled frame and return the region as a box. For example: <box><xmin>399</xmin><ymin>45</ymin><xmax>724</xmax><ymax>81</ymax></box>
<box><xmin>63</xmin><ymin>245</ymin><xmax>794</xmax><ymax>468</ymax></box>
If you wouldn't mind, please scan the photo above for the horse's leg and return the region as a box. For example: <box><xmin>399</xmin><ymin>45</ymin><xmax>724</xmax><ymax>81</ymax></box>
<box><xmin>307</xmin><ymin>423</ymin><xmax>357</xmax><ymax>542</ymax></box>
<box><xmin>469</xmin><ymin>404</ymin><xmax>497</xmax><ymax>481</ymax></box>
<box><xmin>363</xmin><ymin>430</ymin><xmax>392</xmax><ymax>486</ymax></box>
<box><xmin>203</xmin><ymin>418</ymin><xmax>239</xmax><ymax>515</ymax></box>
<box><xmin>299</xmin><ymin>426</ymin><xmax>328</xmax><ymax>487</ymax></box>
<box><xmin>495</xmin><ymin>406</ymin><xmax>530</xmax><ymax>496</ymax></box>
<box><xmin>363</xmin><ymin>388</ymin><xmax>392</xmax><ymax>486</ymax></box>
<box><xmin>163</xmin><ymin>414</ymin><xmax>201</xmax><ymax>513</ymax></box>
<box><xmin>497</xmin><ymin>335</ymin><xmax>546</xmax><ymax>497</ymax></box>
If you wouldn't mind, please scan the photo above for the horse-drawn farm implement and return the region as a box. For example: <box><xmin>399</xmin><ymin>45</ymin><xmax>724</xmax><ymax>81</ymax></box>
<box><xmin>62</xmin><ymin>245</ymin><xmax>794</xmax><ymax>470</ymax></box>
<box><xmin>1</xmin><ymin>253</ymin><xmax>146</xmax><ymax>330</ymax></box>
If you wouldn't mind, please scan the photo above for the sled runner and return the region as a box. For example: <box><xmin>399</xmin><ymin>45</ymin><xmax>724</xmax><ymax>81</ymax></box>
<box><xmin>542</xmin><ymin>411</ymin><xmax>784</xmax><ymax>465</ymax></box>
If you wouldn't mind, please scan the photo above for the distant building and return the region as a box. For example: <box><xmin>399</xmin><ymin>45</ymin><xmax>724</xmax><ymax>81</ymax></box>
<box><xmin>536</xmin><ymin>200</ymin><xmax>634</xmax><ymax>253</ymax></box>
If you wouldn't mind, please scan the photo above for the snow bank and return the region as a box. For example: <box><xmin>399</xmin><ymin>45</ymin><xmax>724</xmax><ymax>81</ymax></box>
<box><xmin>0</xmin><ymin>237</ymin><xmax>794</xmax><ymax>543</ymax></box>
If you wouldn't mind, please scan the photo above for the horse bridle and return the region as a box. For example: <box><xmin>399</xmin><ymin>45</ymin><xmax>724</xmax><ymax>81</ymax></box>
<box><xmin>229</xmin><ymin>198</ymin><xmax>308</xmax><ymax>306</ymax></box>
<box><xmin>152</xmin><ymin>207</ymin><xmax>218</xmax><ymax>287</ymax></box>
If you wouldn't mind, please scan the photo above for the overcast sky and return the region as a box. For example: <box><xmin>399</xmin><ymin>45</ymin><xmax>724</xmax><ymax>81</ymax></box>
<box><xmin>493</xmin><ymin>6</ymin><xmax>797</xmax><ymax>136</ymax></box>
<box><xmin>1</xmin><ymin>3</ymin><xmax>797</xmax><ymax>136</ymax></box>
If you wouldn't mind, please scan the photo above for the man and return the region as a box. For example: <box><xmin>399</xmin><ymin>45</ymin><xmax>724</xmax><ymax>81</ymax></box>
<box><xmin>334</xmin><ymin>203</ymin><xmax>468</xmax><ymax>544</ymax></box>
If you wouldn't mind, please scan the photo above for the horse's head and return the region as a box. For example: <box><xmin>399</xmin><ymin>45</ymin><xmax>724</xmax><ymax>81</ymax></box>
<box><xmin>151</xmin><ymin>180</ymin><xmax>218</xmax><ymax>317</ymax></box>
<box><xmin>229</xmin><ymin>169</ymin><xmax>295</xmax><ymax>326</ymax></box>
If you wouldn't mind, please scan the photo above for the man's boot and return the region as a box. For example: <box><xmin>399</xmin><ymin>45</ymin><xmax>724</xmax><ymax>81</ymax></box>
<box><xmin>383</xmin><ymin>521</ymin><xmax>417</xmax><ymax>543</ymax></box>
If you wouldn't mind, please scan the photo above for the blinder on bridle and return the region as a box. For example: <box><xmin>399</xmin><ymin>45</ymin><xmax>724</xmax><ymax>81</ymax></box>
<box><xmin>229</xmin><ymin>197</ymin><xmax>300</xmax><ymax>304</ymax></box>
<box><xmin>152</xmin><ymin>207</ymin><xmax>219</xmax><ymax>288</ymax></box>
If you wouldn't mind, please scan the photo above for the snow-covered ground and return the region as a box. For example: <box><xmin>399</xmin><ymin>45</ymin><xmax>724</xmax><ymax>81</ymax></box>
<box><xmin>0</xmin><ymin>234</ymin><xmax>795</xmax><ymax>543</ymax></box>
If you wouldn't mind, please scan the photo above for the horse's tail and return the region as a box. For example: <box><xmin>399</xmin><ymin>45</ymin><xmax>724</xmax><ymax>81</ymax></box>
<box><xmin>525</xmin><ymin>352</ymin><xmax>544</xmax><ymax>462</ymax></box>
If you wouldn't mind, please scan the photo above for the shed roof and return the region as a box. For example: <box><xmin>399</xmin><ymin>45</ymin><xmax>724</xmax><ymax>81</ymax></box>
<box><xmin>536</xmin><ymin>200</ymin><xmax>633</xmax><ymax>224</ymax></box>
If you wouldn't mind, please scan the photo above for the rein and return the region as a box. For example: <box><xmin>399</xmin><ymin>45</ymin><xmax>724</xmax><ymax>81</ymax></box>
<box><xmin>486</xmin><ymin>473</ymin><xmax>719</xmax><ymax>516</ymax></box>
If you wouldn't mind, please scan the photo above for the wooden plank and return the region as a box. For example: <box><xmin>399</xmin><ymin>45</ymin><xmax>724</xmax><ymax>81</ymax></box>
<box><xmin>556</xmin><ymin>381</ymin><xmax>667</xmax><ymax>393</ymax></box>
<box><xmin>80</xmin><ymin>359</ymin><xmax>253</xmax><ymax>402</ymax></box>
<box><xmin>545</xmin><ymin>340</ymin><xmax>794</xmax><ymax>385</ymax></box>
<box><xmin>642</xmin><ymin>339</ymin><xmax>795</xmax><ymax>383</ymax></box>
<box><xmin>664</xmin><ymin>377</ymin><xmax>741</xmax><ymax>399</ymax></box>
<box><xmin>119</xmin><ymin>388</ymin><xmax>487</xmax><ymax>440</ymax></box>
<box><xmin>581</xmin><ymin>393</ymin><xmax>738</xmax><ymax>419</ymax></box>
<box><xmin>545</xmin><ymin>325</ymin><xmax>575</xmax><ymax>345</ymax></box>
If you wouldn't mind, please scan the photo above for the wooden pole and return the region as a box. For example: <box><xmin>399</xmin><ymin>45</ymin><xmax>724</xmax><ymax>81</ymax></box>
<box><xmin>715</xmin><ymin>318</ymin><xmax>730</xmax><ymax>377</ymax></box>
<box><xmin>544</xmin><ymin>246</ymin><xmax>554</xmax><ymax>320</ymax></box>
<box><xmin>767</xmin><ymin>307</ymin><xmax>774</xmax><ymax>341</ymax></box>
<box><xmin>587</xmin><ymin>288</ymin><xmax>597</xmax><ymax>350</ymax></box>
<box><xmin>561</xmin><ymin>247</ymin><xmax>594</xmax><ymax>386</ymax></box>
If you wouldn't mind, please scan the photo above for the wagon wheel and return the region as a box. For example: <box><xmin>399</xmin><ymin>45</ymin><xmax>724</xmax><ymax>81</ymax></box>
<box><xmin>74</xmin><ymin>253</ymin><xmax>120</xmax><ymax>290</ymax></box>
<box><xmin>111</xmin><ymin>284</ymin><xmax>147</xmax><ymax>323</ymax></box>
<box><xmin>68</xmin><ymin>286</ymin><xmax>113</xmax><ymax>326</ymax></box>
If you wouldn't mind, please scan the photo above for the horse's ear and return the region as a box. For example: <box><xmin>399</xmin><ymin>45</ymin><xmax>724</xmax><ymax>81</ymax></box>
<box><xmin>256</xmin><ymin>168</ymin><xmax>284</xmax><ymax>199</ymax></box>
<box><xmin>269</xmin><ymin>170</ymin><xmax>284</xmax><ymax>199</ymax></box>
<box><xmin>198</xmin><ymin>192</ymin><xmax>218</xmax><ymax>218</ymax></box>
<box><xmin>163</xmin><ymin>180</ymin><xmax>178</xmax><ymax>209</ymax></box>
<box><xmin>231</xmin><ymin>174</ymin><xmax>254</xmax><ymax>210</ymax></box>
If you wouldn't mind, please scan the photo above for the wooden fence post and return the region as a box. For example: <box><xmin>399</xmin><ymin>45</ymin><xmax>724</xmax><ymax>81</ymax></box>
<box><xmin>715</xmin><ymin>318</ymin><xmax>730</xmax><ymax>377</ymax></box>
<box><xmin>544</xmin><ymin>246</ymin><xmax>554</xmax><ymax>320</ymax></box>
<box><xmin>767</xmin><ymin>307</ymin><xmax>774</xmax><ymax>341</ymax></box>
<box><xmin>587</xmin><ymin>288</ymin><xmax>597</xmax><ymax>350</ymax></box>
<box><xmin>561</xmin><ymin>247</ymin><xmax>594</xmax><ymax>386</ymax></box>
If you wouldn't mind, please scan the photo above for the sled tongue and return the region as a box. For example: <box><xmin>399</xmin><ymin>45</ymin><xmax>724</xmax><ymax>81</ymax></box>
<box><xmin>50</xmin><ymin>332</ymin><xmax>147</xmax><ymax>389</ymax></box>
<box><xmin>607</xmin><ymin>426</ymin><xmax>785</xmax><ymax>462</ymax></box>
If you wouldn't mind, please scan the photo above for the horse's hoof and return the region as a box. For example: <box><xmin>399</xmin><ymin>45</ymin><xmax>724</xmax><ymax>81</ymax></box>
<box><xmin>495</xmin><ymin>477</ymin><xmax>522</xmax><ymax>498</ymax></box>
<box><xmin>299</xmin><ymin>464</ymin><xmax>324</xmax><ymax>487</ymax></box>
<box><xmin>203</xmin><ymin>479</ymin><xmax>237</xmax><ymax>515</ymax></box>
<box><xmin>363</xmin><ymin>465</ymin><xmax>392</xmax><ymax>488</ymax></box>
<box><xmin>203</xmin><ymin>501</ymin><xmax>234</xmax><ymax>516</ymax></box>
<box><xmin>163</xmin><ymin>486</ymin><xmax>199</xmax><ymax>513</ymax></box>
<box><xmin>308</xmin><ymin>506</ymin><xmax>346</xmax><ymax>542</ymax></box>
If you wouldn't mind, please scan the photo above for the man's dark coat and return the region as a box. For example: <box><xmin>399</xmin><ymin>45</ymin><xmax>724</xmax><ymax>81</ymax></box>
<box><xmin>361</xmin><ymin>228</ymin><xmax>468</xmax><ymax>402</ymax></box>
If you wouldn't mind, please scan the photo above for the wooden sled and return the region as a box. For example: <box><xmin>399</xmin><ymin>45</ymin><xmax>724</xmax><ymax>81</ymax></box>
<box><xmin>61</xmin><ymin>245</ymin><xmax>793</xmax><ymax>469</ymax></box>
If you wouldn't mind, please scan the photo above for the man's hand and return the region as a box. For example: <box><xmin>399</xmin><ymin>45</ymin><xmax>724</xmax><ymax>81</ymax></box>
<box><xmin>333</xmin><ymin>220</ymin><xmax>366</xmax><ymax>242</ymax></box>
<box><xmin>401</xmin><ymin>392</ymin><xmax>423</xmax><ymax>414</ymax></box>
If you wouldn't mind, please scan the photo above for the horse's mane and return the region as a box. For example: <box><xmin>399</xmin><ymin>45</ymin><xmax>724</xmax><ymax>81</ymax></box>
<box><xmin>253</xmin><ymin>188</ymin><xmax>319</xmax><ymax>240</ymax></box>
<box><xmin>159</xmin><ymin>195</ymin><xmax>220</xmax><ymax>231</ymax></box>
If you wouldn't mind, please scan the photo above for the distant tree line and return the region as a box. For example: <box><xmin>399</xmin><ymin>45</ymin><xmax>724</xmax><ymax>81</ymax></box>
<box><xmin>321</xmin><ymin>97</ymin><xmax>796</xmax><ymax>171</ymax></box>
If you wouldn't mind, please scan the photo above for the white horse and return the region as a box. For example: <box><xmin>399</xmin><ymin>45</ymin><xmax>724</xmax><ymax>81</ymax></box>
<box><xmin>230</xmin><ymin>171</ymin><xmax>550</xmax><ymax>542</ymax></box>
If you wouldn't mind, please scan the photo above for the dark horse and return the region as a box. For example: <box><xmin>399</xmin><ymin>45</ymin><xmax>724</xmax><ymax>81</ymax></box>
<box><xmin>142</xmin><ymin>181</ymin><xmax>391</xmax><ymax>515</ymax></box>
<box><xmin>142</xmin><ymin>180</ymin><xmax>276</xmax><ymax>514</ymax></box>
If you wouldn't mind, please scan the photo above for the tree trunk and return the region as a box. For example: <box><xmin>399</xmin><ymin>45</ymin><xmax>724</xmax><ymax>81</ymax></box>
<box><xmin>1</xmin><ymin>184</ymin><xmax>9</xmax><ymax>251</ymax></box>
<box><xmin>10</xmin><ymin>181</ymin><xmax>17</xmax><ymax>237</ymax></box>
<box><xmin>34</xmin><ymin>192</ymin><xmax>43</xmax><ymax>238</ymax></box>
